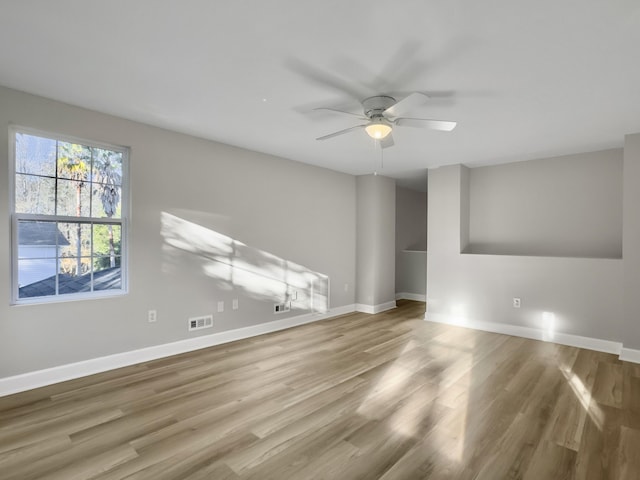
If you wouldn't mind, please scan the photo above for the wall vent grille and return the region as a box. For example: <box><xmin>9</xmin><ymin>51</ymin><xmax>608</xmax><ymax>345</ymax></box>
<box><xmin>274</xmin><ymin>302</ymin><xmax>291</xmax><ymax>314</ymax></box>
<box><xmin>188</xmin><ymin>315</ymin><xmax>213</xmax><ymax>331</ymax></box>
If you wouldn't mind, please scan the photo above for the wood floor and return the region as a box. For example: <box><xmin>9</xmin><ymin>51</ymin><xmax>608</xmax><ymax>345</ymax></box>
<box><xmin>1</xmin><ymin>300</ymin><xmax>639</xmax><ymax>479</ymax></box>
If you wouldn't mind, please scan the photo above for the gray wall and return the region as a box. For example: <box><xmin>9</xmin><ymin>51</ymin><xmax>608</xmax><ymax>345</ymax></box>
<box><xmin>356</xmin><ymin>174</ymin><xmax>396</xmax><ymax>309</ymax></box>
<box><xmin>395</xmin><ymin>186</ymin><xmax>427</xmax><ymax>251</ymax></box>
<box><xmin>0</xmin><ymin>86</ymin><xmax>357</xmax><ymax>377</ymax></box>
<box><xmin>427</xmin><ymin>162</ymin><xmax>625</xmax><ymax>347</ymax></box>
<box><xmin>623</xmin><ymin>133</ymin><xmax>640</xmax><ymax>349</ymax></box>
<box><xmin>395</xmin><ymin>186</ymin><xmax>427</xmax><ymax>296</ymax></box>
<box><xmin>468</xmin><ymin>149</ymin><xmax>623</xmax><ymax>258</ymax></box>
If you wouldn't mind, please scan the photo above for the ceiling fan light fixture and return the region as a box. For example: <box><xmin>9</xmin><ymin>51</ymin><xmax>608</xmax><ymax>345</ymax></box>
<box><xmin>365</xmin><ymin>122</ymin><xmax>392</xmax><ymax>139</ymax></box>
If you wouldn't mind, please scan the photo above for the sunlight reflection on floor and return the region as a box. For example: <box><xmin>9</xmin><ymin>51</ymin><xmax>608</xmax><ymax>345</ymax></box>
<box><xmin>357</xmin><ymin>363</ymin><xmax>414</xmax><ymax>419</ymax></box>
<box><xmin>559</xmin><ymin>364</ymin><xmax>604</xmax><ymax>431</ymax></box>
<box><xmin>436</xmin><ymin>347</ymin><xmax>473</xmax><ymax>462</ymax></box>
<box><xmin>357</xmin><ymin>331</ymin><xmax>476</xmax><ymax>465</ymax></box>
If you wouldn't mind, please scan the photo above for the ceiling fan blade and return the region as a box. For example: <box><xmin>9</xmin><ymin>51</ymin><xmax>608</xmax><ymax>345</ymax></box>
<box><xmin>394</xmin><ymin>118</ymin><xmax>457</xmax><ymax>131</ymax></box>
<box><xmin>313</xmin><ymin>107</ymin><xmax>368</xmax><ymax>120</ymax></box>
<box><xmin>380</xmin><ymin>133</ymin><xmax>394</xmax><ymax>149</ymax></box>
<box><xmin>285</xmin><ymin>58</ymin><xmax>366</xmax><ymax>100</ymax></box>
<box><xmin>383</xmin><ymin>92</ymin><xmax>430</xmax><ymax>119</ymax></box>
<box><xmin>316</xmin><ymin>125</ymin><xmax>366</xmax><ymax>141</ymax></box>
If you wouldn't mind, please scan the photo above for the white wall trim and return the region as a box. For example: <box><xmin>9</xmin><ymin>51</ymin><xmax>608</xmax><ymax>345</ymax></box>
<box><xmin>395</xmin><ymin>292</ymin><xmax>427</xmax><ymax>302</ymax></box>
<box><xmin>7</xmin><ymin>303</ymin><xmax>637</xmax><ymax>398</ymax></box>
<box><xmin>356</xmin><ymin>301</ymin><xmax>397</xmax><ymax>314</ymax></box>
<box><xmin>620</xmin><ymin>348</ymin><xmax>640</xmax><ymax>364</ymax></box>
<box><xmin>0</xmin><ymin>304</ymin><xmax>356</xmax><ymax>397</ymax></box>
<box><xmin>423</xmin><ymin>312</ymin><xmax>640</xmax><ymax>362</ymax></box>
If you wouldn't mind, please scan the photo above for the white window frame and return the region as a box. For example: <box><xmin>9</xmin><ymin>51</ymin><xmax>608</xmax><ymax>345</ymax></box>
<box><xmin>9</xmin><ymin>126</ymin><xmax>130</xmax><ymax>305</ymax></box>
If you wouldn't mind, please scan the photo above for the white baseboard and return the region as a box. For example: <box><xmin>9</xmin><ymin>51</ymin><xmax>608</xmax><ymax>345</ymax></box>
<box><xmin>0</xmin><ymin>304</ymin><xmax>356</xmax><ymax>397</ymax></box>
<box><xmin>395</xmin><ymin>292</ymin><xmax>427</xmax><ymax>302</ymax></box>
<box><xmin>620</xmin><ymin>348</ymin><xmax>640</xmax><ymax>364</ymax></box>
<box><xmin>424</xmin><ymin>312</ymin><xmax>630</xmax><ymax>359</ymax></box>
<box><xmin>356</xmin><ymin>301</ymin><xmax>397</xmax><ymax>314</ymax></box>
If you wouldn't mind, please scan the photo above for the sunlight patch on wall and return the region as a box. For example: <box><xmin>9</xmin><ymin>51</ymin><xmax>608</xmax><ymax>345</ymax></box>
<box><xmin>161</xmin><ymin>212</ymin><xmax>329</xmax><ymax>313</ymax></box>
<box><xmin>542</xmin><ymin>311</ymin><xmax>556</xmax><ymax>342</ymax></box>
<box><xmin>448</xmin><ymin>303</ymin><xmax>468</xmax><ymax>327</ymax></box>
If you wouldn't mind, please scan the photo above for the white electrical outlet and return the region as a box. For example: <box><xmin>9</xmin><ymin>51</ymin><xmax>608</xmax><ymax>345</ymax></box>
<box><xmin>217</xmin><ymin>301</ymin><xmax>224</xmax><ymax>313</ymax></box>
<box><xmin>232</xmin><ymin>298</ymin><xmax>239</xmax><ymax>310</ymax></box>
<box><xmin>513</xmin><ymin>297</ymin><xmax>521</xmax><ymax>308</ymax></box>
<box><xmin>148</xmin><ymin>310</ymin><xmax>157</xmax><ymax>323</ymax></box>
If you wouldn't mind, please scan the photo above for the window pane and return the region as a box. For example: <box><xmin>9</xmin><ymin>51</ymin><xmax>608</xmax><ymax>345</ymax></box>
<box><xmin>57</xmin><ymin>142</ymin><xmax>91</xmax><ymax>180</ymax></box>
<box><xmin>58</xmin><ymin>223</ymin><xmax>91</xmax><ymax>273</ymax></box>
<box><xmin>58</xmin><ymin>256</ymin><xmax>93</xmax><ymax>277</ymax></box>
<box><xmin>92</xmin><ymin>149</ymin><xmax>122</xmax><ymax>185</ymax></box>
<box><xmin>18</xmin><ymin>258</ymin><xmax>57</xmax><ymax>298</ymax></box>
<box><xmin>57</xmin><ymin>179</ymin><xmax>90</xmax><ymax>217</ymax></box>
<box><xmin>94</xmin><ymin>254</ymin><xmax>122</xmax><ymax>270</ymax></box>
<box><xmin>94</xmin><ymin>260</ymin><xmax>121</xmax><ymax>291</ymax></box>
<box><xmin>58</xmin><ymin>258</ymin><xmax>93</xmax><ymax>295</ymax></box>
<box><xmin>91</xmin><ymin>183</ymin><xmax>122</xmax><ymax>218</ymax></box>
<box><xmin>12</xmin><ymin>130</ymin><xmax>128</xmax><ymax>303</ymax></box>
<box><xmin>93</xmin><ymin>224</ymin><xmax>122</xmax><ymax>259</ymax></box>
<box><xmin>15</xmin><ymin>174</ymin><xmax>55</xmax><ymax>214</ymax></box>
<box><xmin>17</xmin><ymin>221</ymin><xmax>64</xmax><ymax>259</ymax></box>
<box><xmin>15</xmin><ymin>133</ymin><xmax>57</xmax><ymax>176</ymax></box>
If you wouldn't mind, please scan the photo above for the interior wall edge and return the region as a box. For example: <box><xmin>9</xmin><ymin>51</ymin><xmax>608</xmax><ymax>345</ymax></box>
<box><xmin>620</xmin><ymin>348</ymin><xmax>640</xmax><ymax>364</ymax></box>
<box><xmin>355</xmin><ymin>301</ymin><xmax>397</xmax><ymax>314</ymax></box>
<box><xmin>395</xmin><ymin>292</ymin><xmax>427</xmax><ymax>302</ymax></box>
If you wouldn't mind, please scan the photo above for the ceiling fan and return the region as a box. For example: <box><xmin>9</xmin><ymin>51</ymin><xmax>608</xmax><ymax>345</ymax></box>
<box><xmin>315</xmin><ymin>92</ymin><xmax>456</xmax><ymax>148</ymax></box>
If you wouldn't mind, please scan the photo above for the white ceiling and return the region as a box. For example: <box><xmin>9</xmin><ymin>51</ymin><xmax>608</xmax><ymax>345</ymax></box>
<box><xmin>1</xmin><ymin>1</ymin><xmax>639</xmax><ymax>191</ymax></box>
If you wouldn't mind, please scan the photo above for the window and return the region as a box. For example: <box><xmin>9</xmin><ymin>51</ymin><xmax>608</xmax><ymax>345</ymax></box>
<box><xmin>10</xmin><ymin>128</ymin><xmax>128</xmax><ymax>303</ymax></box>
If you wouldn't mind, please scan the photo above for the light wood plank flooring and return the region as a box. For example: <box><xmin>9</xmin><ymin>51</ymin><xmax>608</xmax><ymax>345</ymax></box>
<box><xmin>1</xmin><ymin>300</ymin><xmax>639</xmax><ymax>479</ymax></box>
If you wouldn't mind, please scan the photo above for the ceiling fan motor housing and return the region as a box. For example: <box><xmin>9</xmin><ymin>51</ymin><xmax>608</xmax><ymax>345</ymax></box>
<box><xmin>362</xmin><ymin>95</ymin><xmax>396</xmax><ymax>119</ymax></box>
